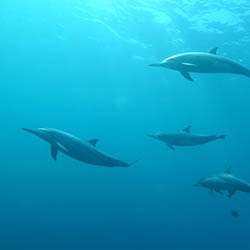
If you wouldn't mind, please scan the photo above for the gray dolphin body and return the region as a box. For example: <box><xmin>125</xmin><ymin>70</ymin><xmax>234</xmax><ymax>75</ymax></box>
<box><xmin>194</xmin><ymin>168</ymin><xmax>250</xmax><ymax>198</ymax></box>
<box><xmin>23</xmin><ymin>128</ymin><xmax>136</xmax><ymax>167</ymax></box>
<box><xmin>148</xmin><ymin>126</ymin><xmax>226</xmax><ymax>150</ymax></box>
<box><xmin>150</xmin><ymin>47</ymin><xmax>250</xmax><ymax>81</ymax></box>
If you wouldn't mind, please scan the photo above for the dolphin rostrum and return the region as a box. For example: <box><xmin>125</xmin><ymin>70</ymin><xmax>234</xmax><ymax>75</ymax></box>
<box><xmin>22</xmin><ymin>128</ymin><xmax>137</xmax><ymax>167</ymax></box>
<box><xmin>194</xmin><ymin>167</ymin><xmax>250</xmax><ymax>198</ymax></box>
<box><xmin>149</xmin><ymin>47</ymin><xmax>250</xmax><ymax>81</ymax></box>
<box><xmin>147</xmin><ymin>126</ymin><xmax>226</xmax><ymax>150</ymax></box>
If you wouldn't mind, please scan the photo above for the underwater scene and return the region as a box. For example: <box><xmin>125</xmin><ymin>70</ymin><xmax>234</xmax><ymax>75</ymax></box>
<box><xmin>1</xmin><ymin>0</ymin><xmax>250</xmax><ymax>249</ymax></box>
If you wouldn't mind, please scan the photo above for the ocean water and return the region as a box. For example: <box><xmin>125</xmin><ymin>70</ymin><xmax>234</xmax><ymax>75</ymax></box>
<box><xmin>1</xmin><ymin>0</ymin><xmax>250</xmax><ymax>249</ymax></box>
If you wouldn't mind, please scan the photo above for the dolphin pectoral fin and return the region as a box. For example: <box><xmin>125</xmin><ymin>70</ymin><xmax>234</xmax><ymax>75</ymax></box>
<box><xmin>88</xmin><ymin>139</ymin><xmax>100</xmax><ymax>147</ymax></box>
<box><xmin>228</xmin><ymin>190</ymin><xmax>236</xmax><ymax>198</ymax></box>
<box><xmin>180</xmin><ymin>71</ymin><xmax>194</xmax><ymax>82</ymax></box>
<box><xmin>182</xmin><ymin>125</ymin><xmax>192</xmax><ymax>133</ymax></box>
<box><xmin>167</xmin><ymin>144</ymin><xmax>175</xmax><ymax>150</ymax></box>
<box><xmin>209</xmin><ymin>47</ymin><xmax>218</xmax><ymax>54</ymax></box>
<box><xmin>215</xmin><ymin>188</ymin><xmax>223</xmax><ymax>194</ymax></box>
<box><xmin>51</xmin><ymin>145</ymin><xmax>58</xmax><ymax>161</ymax></box>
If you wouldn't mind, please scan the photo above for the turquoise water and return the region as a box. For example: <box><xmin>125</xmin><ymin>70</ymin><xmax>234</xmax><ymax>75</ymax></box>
<box><xmin>1</xmin><ymin>1</ymin><xmax>250</xmax><ymax>249</ymax></box>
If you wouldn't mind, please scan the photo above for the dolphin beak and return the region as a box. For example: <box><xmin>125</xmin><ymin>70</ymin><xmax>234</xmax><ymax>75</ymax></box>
<box><xmin>22</xmin><ymin>128</ymin><xmax>43</xmax><ymax>138</ymax></box>
<box><xmin>149</xmin><ymin>63</ymin><xmax>163</xmax><ymax>67</ymax></box>
<box><xmin>22</xmin><ymin>128</ymin><xmax>36</xmax><ymax>134</ymax></box>
<box><xmin>22</xmin><ymin>128</ymin><xmax>31</xmax><ymax>132</ymax></box>
<box><xmin>147</xmin><ymin>134</ymin><xmax>156</xmax><ymax>139</ymax></box>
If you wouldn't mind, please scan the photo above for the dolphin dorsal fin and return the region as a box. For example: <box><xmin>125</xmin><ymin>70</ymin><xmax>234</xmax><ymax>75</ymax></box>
<box><xmin>50</xmin><ymin>144</ymin><xmax>58</xmax><ymax>161</ymax></box>
<box><xmin>224</xmin><ymin>166</ymin><xmax>232</xmax><ymax>174</ymax></box>
<box><xmin>88</xmin><ymin>139</ymin><xmax>99</xmax><ymax>147</ymax></box>
<box><xmin>209</xmin><ymin>47</ymin><xmax>218</xmax><ymax>54</ymax></box>
<box><xmin>182</xmin><ymin>125</ymin><xmax>192</xmax><ymax>133</ymax></box>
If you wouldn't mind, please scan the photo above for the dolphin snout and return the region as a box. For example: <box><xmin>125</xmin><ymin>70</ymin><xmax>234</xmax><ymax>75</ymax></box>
<box><xmin>22</xmin><ymin>128</ymin><xmax>45</xmax><ymax>138</ymax></box>
<box><xmin>22</xmin><ymin>128</ymin><xmax>36</xmax><ymax>134</ymax></box>
<box><xmin>22</xmin><ymin>127</ymin><xmax>51</xmax><ymax>139</ymax></box>
<box><xmin>22</xmin><ymin>128</ymin><xmax>32</xmax><ymax>132</ymax></box>
<box><xmin>149</xmin><ymin>63</ymin><xmax>163</xmax><ymax>67</ymax></box>
<box><xmin>147</xmin><ymin>134</ymin><xmax>157</xmax><ymax>139</ymax></box>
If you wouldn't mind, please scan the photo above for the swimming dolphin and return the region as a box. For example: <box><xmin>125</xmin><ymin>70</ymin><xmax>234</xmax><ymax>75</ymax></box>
<box><xmin>231</xmin><ymin>210</ymin><xmax>240</xmax><ymax>218</ymax></box>
<box><xmin>149</xmin><ymin>47</ymin><xmax>250</xmax><ymax>81</ymax></box>
<box><xmin>22</xmin><ymin>128</ymin><xmax>137</xmax><ymax>167</ymax></box>
<box><xmin>194</xmin><ymin>167</ymin><xmax>250</xmax><ymax>198</ymax></box>
<box><xmin>147</xmin><ymin>126</ymin><xmax>226</xmax><ymax>150</ymax></box>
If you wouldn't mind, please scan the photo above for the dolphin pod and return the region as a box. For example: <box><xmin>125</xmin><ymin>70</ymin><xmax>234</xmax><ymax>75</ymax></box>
<box><xmin>22</xmin><ymin>45</ymin><xmax>250</xmax><ymax>215</ymax></box>
<box><xmin>150</xmin><ymin>47</ymin><xmax>250</xmax><ymax>81</ymax></box>
<box><xmin>22</xmin><ymin>128</ymin><xmax>137</xmax><ymax>167</ymax></box>
<box><xmin>147</xmin><ymin>126</ymin><xmax>226</xmax><ymax>150</ymax></box>
<box><xmin>194</xmin><ymin>167</ymin><xmax>250</xmax><ymax>198</ymax></box>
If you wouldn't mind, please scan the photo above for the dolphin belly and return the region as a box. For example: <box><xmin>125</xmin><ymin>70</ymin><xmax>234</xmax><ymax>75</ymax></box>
<box><xmin>212</xmin><ymin>181</ymin><xmax>233</xmax><ymax>191</ymax></box>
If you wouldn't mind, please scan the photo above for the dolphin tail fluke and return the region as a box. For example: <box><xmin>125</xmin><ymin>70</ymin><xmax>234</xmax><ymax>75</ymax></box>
<box><xmin>244</xmin><ymin>69</ymin><xmax>250</xmax><ymax>78</ymax></box>
<box><xmin>218</xmin><ymin>135</ymin><xmax>226</xmax><ymax>140</ymax></box>
<box><xmin>128</xmin><ymin>160</ymin><xmax>139</xmax><ymax>167</ymax></box>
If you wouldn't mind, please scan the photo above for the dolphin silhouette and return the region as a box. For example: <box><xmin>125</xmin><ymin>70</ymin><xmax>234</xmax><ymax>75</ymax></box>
<box><xmin>149</xmin><ymin>47</ymin><xmax>250</xmax><ymax>81</ymax></box>
<box><xmin>148</xmin><ymin>126</ymin><xmax>226</xmax><ymax>150</ymax></box>
<box><xmin>194</xmin><ymin>167</ymin><xmax>250</xmax><ymax>198</ymax></box>
<box><xmin>22</xmin><ymin>128</ymin><xmax>137</xmax><ymax>167</ymax></box>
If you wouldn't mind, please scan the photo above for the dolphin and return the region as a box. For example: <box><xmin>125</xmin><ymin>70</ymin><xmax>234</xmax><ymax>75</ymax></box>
<box><xmin>147</xmin><ymin>126</ymin><xmax>226</xmax><ymax>150</ymax></box>
<box><xmin>194</xmin><ymin>167</ymin><xmax>250</xmax><ymax>198</ymax></box>
<box><xmin>22</xmin><ymin>128</ymin><xmax>137</xmax><ymax>167</ymax></box>
<box><xmin>231</xmin><ymin>210</ymin><xmax>240</xmax><ymax>218</ymax></box>
<box><xmin>149</xmin><ymin>47</ymin><xmax>250</xmax><ymax>81</ymax></box>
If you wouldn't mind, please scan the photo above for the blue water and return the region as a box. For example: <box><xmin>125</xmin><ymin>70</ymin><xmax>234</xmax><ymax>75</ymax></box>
<box><xmin>1</xmin><ymin>1</ymin><xmax>250</xmax><ymax>249</ymax></box>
